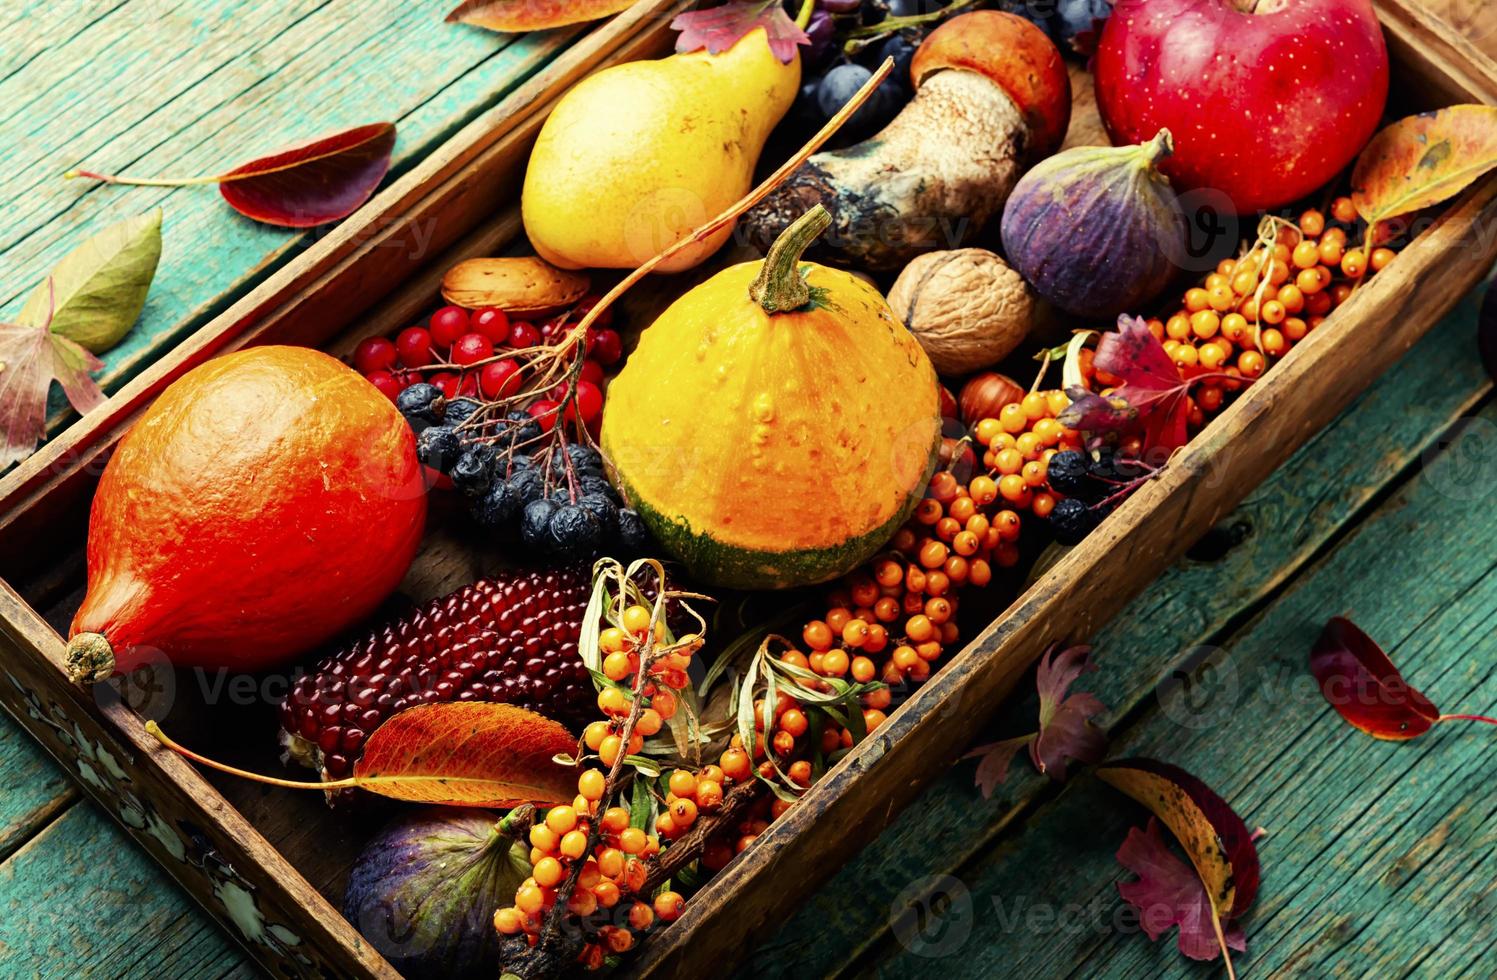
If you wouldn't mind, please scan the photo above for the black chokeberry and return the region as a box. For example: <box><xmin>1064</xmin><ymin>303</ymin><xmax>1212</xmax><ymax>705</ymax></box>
<box><xmin>578</xmin><ymin>492</ymin><xmax>620</xmax><ymax>540</ymax></box>
<box><xmin>444</xmin><ymin>397</ymin><xmax>483</xmax><ymax>428</ymax></box>
<box><xmin>547</xmin><ymin>504</ymin><xmax>601</xmax><ymax>561</ymax></box>
<box><xmin>469</xmin><ymin>480</ymin><xmax>519</xmax><ymax>530</ymax></box>
<box><xmin>506</xmin><ymin>468</ymin><xmax>544</xmax><ymax>505</ymax></box>
<box><xmin>396</xmin><ymin>383</ymin><xmax>445</xmax><ymax>427</ymax></box>
<box><xmin>450</xmin><ymin>445</ymin><xmax>496</xmax><ymax>496</ymax></box>
<box><xmin>520</xmin><ymin>499</ymin><xmax>557</xmax><ymax>549</ymax></box>
<box><xmin>1049</xmin><ymin>496</ymin><xmax>1100</xmax><ymax>546</ymax></box>
<box><xmin>1046</xmin><ymin>450</ymin><xmax>1101</xmax><ymax>501</ymax></box>
<box><xmin>416</xmin><ymin>425</ymin><xmax>462</xmax><ymax>473</ymax></box>
<box><xmin>617</xmin><ymin>508</ymin><xmax>650</xmax><ymax>552</ymax></box>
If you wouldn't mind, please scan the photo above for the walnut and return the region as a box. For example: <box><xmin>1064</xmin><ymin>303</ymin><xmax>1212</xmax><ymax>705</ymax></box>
<box><xmin>886</xmin><ymin>248</ymin><xmax>1035</xmax><ymax>376</ymax></box>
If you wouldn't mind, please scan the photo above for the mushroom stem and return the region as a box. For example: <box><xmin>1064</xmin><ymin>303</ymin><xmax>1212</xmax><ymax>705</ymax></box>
<box><xmin>749</xmin><ymin>205</ymin><xmax>833</xmax><ymax>313</ymax></box>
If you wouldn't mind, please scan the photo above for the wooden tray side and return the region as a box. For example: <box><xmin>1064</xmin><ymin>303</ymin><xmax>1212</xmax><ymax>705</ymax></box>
<box><xmin>0</xmin><ymin>0</ymin><xmax>690</xmax><ymax>582</ymax></box>
<box><xmin>0</xmin><ymin>579</ymin><xmax>399</xmax><ymax>978</ymax></box>
<box><xmin>1375</xmin><ymin>0</ymin><xmax>1497</xmax><ymax>104</ymax></box>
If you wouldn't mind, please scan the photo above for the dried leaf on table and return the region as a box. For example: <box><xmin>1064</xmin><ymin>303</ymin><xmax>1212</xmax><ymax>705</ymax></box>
<box><xmin>68</xmin><ymin>123</ymin><xmax>396</xmax><ymax>228</ymax></box>
<box><xmin>1351</xmin><ymin>105</ymin><xmax>1497</xmax><ymax>226</ymax></box>
<box><xmin>17</xmin><ymin>209</ymin><xmax>161</xmax><ymax>353</ymax></box>
<box><xmin>672</xmin><ymin>1</ymin><xmax>810</xmax><ymax>64</ymax></box>
<box><xmin>446</xmin><ymin>0</ymin><xmax>636</xmax><ymax>32</ymax></box>
<box><xmin>1117</xmin><ymin>818</ymin><xmax>1248</xmax><ymax>961</ymax></box>
<box><xmin>1309</xmin><ymin>615</ymin><xmax>1440</xmax><ymax>740</ymax></box>
<box><xmin>965</xmin><ymin>644</ymin><xmax>1107</xmax><ymax>797</ymax></box>
<box><xmin>1030</xmin><ymin>644</ymin><xmax>1106</xmax><ymax>780</ymax></box>
<box><xmin>0</xmin><ymin>309</ymin><xmax>105</xmax><ymax>469</ymax></box>
<box><xmin>1100</xmin><ymin>758</ymin><xmax>1260</xmax><ymax>974</ymax></box>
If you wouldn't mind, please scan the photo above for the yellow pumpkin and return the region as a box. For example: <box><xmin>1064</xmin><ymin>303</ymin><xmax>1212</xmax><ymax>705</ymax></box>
<box><xmin>601</xmin><ymin>207</ymin><xmax>942</xmax><ymax>589</ymax></box>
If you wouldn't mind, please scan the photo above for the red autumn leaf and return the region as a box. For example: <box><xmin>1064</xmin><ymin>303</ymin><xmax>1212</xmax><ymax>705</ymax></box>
<box><xmin>965</xmin><ymin>645</ymin><xmax>1107</xmax><ymax>797</ymax></box>
<box><xmin>446</xmin><ymin>0</ymin><xmax>637</xmax><ymax>33</ymax></box>
<box><xmin>1058</xmin><ymin>315</ymin><xmax>1204</xmax><ymax>451</ymax></box>
<box><xmin>1117</xmin><ymin>818</ymin><xmax>1248</xmax><ymax>962</ymax></box>
<box><xmin>1309</xmin><ymin>616</ymin><xmax>1441</xmax><ymax>740</ymax></box>
<box><xmin>1030</xmin><ymin>644</ymin><xmax>1106</xmax><ymax>780</ymax></box>
<box><xmin>672</xmin><ymin>1</ymin><xmax>810</xmax><ymax>64</ymax></box>
<box><xmin>68</xmin><ymin>123</ymin><xmax>396</xmax><ymax>228</ymax></box>
<box><xmin>0</xmin><ymin>306</ymin><xmax>105</xmax><ymax>469</ymax></box>
<box><xmin>1099</xmin><ymin>759</ymin><xmax>1260</xmax><ymax>928</ymax></box>
<box><xmin>351</xmin><ymin>701</ymin><xmax>578</xmax><ymax>806</ymax></box>
<box><xmin>964</xmin><ymin>735</ymin><xmax>1029</xmax><ymax>798</ymax></box>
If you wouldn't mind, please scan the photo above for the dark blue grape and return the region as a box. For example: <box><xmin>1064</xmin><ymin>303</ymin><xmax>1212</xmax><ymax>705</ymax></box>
<box><xmin>1054</xmin><ymin>0</ymin><xmax>1112</xmax><ymax>52</ymax></box>
<box><xmin>817</xmin><ymin>64</ymin><xmax>899</xmax><ymax>138</ymax></box>
<box><xmin>1045</xmin><ymin>450</ymin><xmax>1101</xmax><ymax>501</ymax></box>
<box><xmin>877</xmin><ymin>34</ymin><xmax>918</xmax><ymax>87</ymax></box>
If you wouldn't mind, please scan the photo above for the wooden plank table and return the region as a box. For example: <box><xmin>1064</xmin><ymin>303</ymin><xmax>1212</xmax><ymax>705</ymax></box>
<box><xmin>3</xmin><ymin>2</ymin><xmax>1495</xmax><ymax>978</ymax></box>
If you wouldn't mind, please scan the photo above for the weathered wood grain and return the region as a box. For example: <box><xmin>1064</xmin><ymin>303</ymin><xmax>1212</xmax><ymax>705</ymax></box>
<box><xmin>852</xmin><ymin>393</ymin><xmax>1497</xmax><ymax>978</ymax></box>
<box><xmin>0</xmin><ymin>803</ymin><xmax>248</xmax><ymax>976</ymax></box>
<box><xmin>746</xmin><ymin>284</ymin><xmax>1494</xmax><ymax>979</ymax></box>
<box><xmin>0</xmin><ymin>714</ymin><xmax>76</xmax><ymax>864</ymax></box>
<box><xmin>0</xmin><ymin>0</ymin><xmax>572</xmax><ymax>443</ymax></box>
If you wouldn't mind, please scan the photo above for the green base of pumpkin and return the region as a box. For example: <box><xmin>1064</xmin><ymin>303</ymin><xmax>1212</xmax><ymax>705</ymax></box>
<box><xmin>613</xmin><ymin>456</ymin><xmax>939</xmax><ymax>592</ymax></box>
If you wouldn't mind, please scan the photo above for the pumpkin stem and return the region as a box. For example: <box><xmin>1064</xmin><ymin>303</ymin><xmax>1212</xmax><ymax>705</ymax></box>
<box><xmin>750</xmin><ymin>205</ymin><xmax>832</xmax><ymax>313</ymax></box>
<box><xmin>65</xmin><ymin>632</ymin><xmax>116</xmax><ymax>684</ymax></box>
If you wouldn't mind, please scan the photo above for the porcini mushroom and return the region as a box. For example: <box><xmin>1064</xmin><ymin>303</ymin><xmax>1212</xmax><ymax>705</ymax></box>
<box><xmin>742</xmin><ymin>11</ymin><xmax>1072</xmax><ymax>271</ymax></box>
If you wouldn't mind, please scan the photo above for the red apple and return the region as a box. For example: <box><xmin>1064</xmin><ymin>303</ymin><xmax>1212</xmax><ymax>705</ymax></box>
<box><xmin>1094</xmin><ymin>0</ymin><xmax>1388</xmax><ymax>214</ymax></box>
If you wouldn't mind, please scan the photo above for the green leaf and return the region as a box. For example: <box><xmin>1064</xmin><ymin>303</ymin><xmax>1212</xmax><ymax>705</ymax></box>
<box><xmin>20</xmin><ymin>210</ymin><xmax>161</xmax><ymax>353</ymax></box>
<box><xmin>629</xmin><ymin>774</ymin><xmax>655</xmax><ymax>830</ymax></box>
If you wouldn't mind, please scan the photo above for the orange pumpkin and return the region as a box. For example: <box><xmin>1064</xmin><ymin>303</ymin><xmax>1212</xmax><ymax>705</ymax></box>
<box><xmin>66</xmin><ymin>346</ymin><xmax>426</xmax><ymax>682</ymax></box>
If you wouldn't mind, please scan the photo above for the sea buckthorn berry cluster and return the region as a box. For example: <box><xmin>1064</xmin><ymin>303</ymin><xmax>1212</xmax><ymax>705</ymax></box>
<box><xmin>495</xmin><ymin>604</ymin><xmax>699</xmax><ymax>966</ymax></box>
<box><xmin>1147</xmin><ymin>200</ymin><xmax>1400</xmax><ymax>427</ymax></box>
<box><xmin>971</xmin><ymin>388</ymin><xmax>1086</xmax><ymax>524</ymax></box>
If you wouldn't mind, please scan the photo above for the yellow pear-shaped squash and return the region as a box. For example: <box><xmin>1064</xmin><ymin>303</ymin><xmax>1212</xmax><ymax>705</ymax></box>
<box><xmin>522</xmin><ymin>29</ymin><xmax>799</xmax><ymax>274</ymax></box>
<box><xmin>601</xmin><ymin>207</ymin><xmax>942</xmax><ymax>590</ymax></box>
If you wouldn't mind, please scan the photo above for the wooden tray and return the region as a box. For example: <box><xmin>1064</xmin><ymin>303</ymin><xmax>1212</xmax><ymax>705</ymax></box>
<box><xmin>0</xmin><ymin>2</ymin><xmax>1492</xmax><ymax>977</ymax></box>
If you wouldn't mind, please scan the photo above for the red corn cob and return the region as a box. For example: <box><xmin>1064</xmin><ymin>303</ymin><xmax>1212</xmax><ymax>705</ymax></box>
<box><xmin>279</xmin><ymin>566</ymin><xmax>594</xmax><ymax>780</ymax></box>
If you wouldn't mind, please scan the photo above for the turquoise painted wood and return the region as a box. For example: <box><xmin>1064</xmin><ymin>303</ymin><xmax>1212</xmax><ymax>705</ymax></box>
<box><xmin>0</xmin><ymin>0</ymin><xmax>576</xmax><ymax>446</ymax></box>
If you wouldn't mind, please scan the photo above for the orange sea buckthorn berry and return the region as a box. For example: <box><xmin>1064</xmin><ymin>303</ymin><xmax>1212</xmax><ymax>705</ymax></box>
<box><xmin>929</xmin><ymin>470</ymin><xmax>959</xmax><ymax>501</ymax></box>
<box><xmin>652</xmin><ymin>688</ymin><xmax>678</xmax><ymax>720</ymax></box>
<box><xmin>892</xmin><ymin>644</ymin><xmax>921</xmax><ymax>671</ymax></box>
<box><xmin>1184</xmin><ymin>287</ymin><xmax>1210</xmax><ymax>312</ymax></box>
<box><xmin>994</xmin><ymin>447</ymin><xmax>1023</xmax><ymax>475</ymax></box>
<box><xmin>1238</xmin><ymin>350</ymin><xmax>1266</xmax><ymax>378</ymax></box>
<box><xmin>1197</xmin><ymin>343</ymin><xmax>1226</xmax><ymax>370</ymax></box>
<box><xmin>952</xmin><ymin>530</ymin><xmax>980</xmax><ymax>556</ymax></box>
<box><xmin>1173</xmin><ymin>344</ymin><xmax>1198</xmax><ymax>369</ymax></box>
<box><xmin>1015</xmin><ymin>431</ymin><xmax>1042</xmax><ymax>459</ymax></box>
<box><xmin>822</xmin><ymin>648</ymin><xmax>851</xmax><ymax>677</ymax></box>
<box><xmin>1021</xmin><ymin>391</ymin><xmax>1049</xmax><ymax>421</ymax></box>
<box><xmin>969</xmin><ymin>559</ymin><xmax>992</xmax><ymax>587</ymax></box>
<box><xmin>1165</xmin><ymin>313</ymin><xmax>1191</xmax><ymax>341</ymax></box>
<box><xmin>1046</xmin><ymin>389</ymin><xmax>1071</xmax><ymax>416</ymax></box>
<box><xmin>578</xmin><ymin>769</ymin><xmax>607</xmax><ymax>801</ymax></box>
<box><xmin>1341</xmin><ymin>248</ymin><xmax>1367</xmax><ymax>279</ymax></box>
<box><xmin>1260</xmin><ymin>328</ymin><xmax>1286</xmax><ymax>357</ymax></box>
<box><xmin>779</xmin><ymin>707</ymin><xmax>809</xmax><ymax>737</ymax></box>
<box><xmin>560</xmin><ymin>830</ymin><xmax>589</xmax><ymax>860</ymax></box>
<box><xmin>874</xmin><ymin>596</ymin><xmax>901</xmax><ymax>622</ymax></box>
<box><xmin>1021</xmin><ymin>459</ymin><xmax>1047</xmax><ymax>488</ymax></box>
<box><xmin>670</xmin><ymin>798</ymin><xmax>698</xmax><ymax>828</ymax></box>
<box><xmin>621</xmin><ymin>604</ymin><xmax>652</xmax><ymax>636</ymax></box>
<box><xmin>1197</xmin><ymin>385</ymin><xmax>1224</xmax><ymax>413</ymax></box>
<box><xmin>925</xmin><ymin>597</ymin><xmax>953</xmax><ymax>624</ymax></box>
<box><xmin>974</xmin><ymin>418</ymin><xmax>1003</xmax><ymax>445</ymax></box>
<box><xmin>1299</xmin><ymin>208</ymin><xmax>1325</xmax><ymax>237</ymax></box>
<box><xmin>934</xmin><ymin>516</ymin><xmax>961</xmax><ymax>542</ymax></box>
<box><xmin>914</xmin><ymin>498</ymin><xmax>942</xmax><ymax>525</ymax></box>
<box><xmin>905</xmin><ymin>614</ymin><xmax>935</xmax><ymax>643</ymax></box>
<box><xmin>584</xmin><ymin>721</ymin><xmax>610</xmax><ymax>751</ymax></box>
<box><xmin>999</xmin><ymin>402</ymin><xmax>1027</xmax><ymax>434</ymax></box>
<box><xmin>530</xmin><ymin>823</ymin><xmax>559</xmax><ymax>852</ymax></box>
<box><xmin>1260</xmin><ymin>300</ymin><xmax>1286</xmax><ymax>325</ymax></box>
<box><xmin>968</xmin><ymin>475</ymin><xmax>998</xmax><ymax>505</ymax></box>
<box><xmin>1370</xmin><ymin>247</ymin><xmax>1395</xmax><ymax>272</ymax></box>
<box><xmin>694</xmin><ymin>779</ymin><xmax>723</xmax><ymax>811</ymax></box>
<box><xmin>668</xmin><ymin>769</ymin><xmax>697</xmax><ymax>799</ymax></box>
<box><xmin>1291</xmin><ymin>240</ymin><xmax>1320</xmax><ymax>269</ymax></box>
<box><xmin>1330</xmin><ymin>196</ymin><xmax>1357</xmax><ymax>224</ymax></box>
<box><xmin>919</xmin><ymin>539</ymin><xmax>948</xmax><ymax>569</ymax></box>
<box><xmin>721</xmin><ymin>748</ymin><xmax>752</xmax><ymax>781</ymax></box>
<box><xmin>1318</xmin><ymin>237</ymin><xmax>1344</xmax><ymax>266</ymax></box>
<box><xmin>825</xmin><ymin>607</ymin><xmax>852</xmax><ymax>634</ymax></box>
<box><xmin>802</xmin><ymin>619</ymin><xmax>833</xmax><ymax>651</ymax></box>
<box><xmin>851</xmin><ymin>655</ymin><xmax>876</xmax><ymax>682</ymax></box>
<box><xmin>1283</xmin><ymin>317</ymin><xmax>1307</xmax><ymax>342</ymax></box>
<box><xmin>1031</xmin><ymin>491</ymin><xmax>1057</xmax><ymax>518</ymax></box>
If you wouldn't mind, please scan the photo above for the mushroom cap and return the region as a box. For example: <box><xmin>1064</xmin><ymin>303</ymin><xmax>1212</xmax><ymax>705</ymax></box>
<box><xmin>911</xmin><ymin>10</ymin><xmax>1072</xmax><ymax>160</ymax></box>
<box><xmin>886</xmin><ymin>248</ymin><xmax>1035</xmax><ymax>376</ymax></box>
